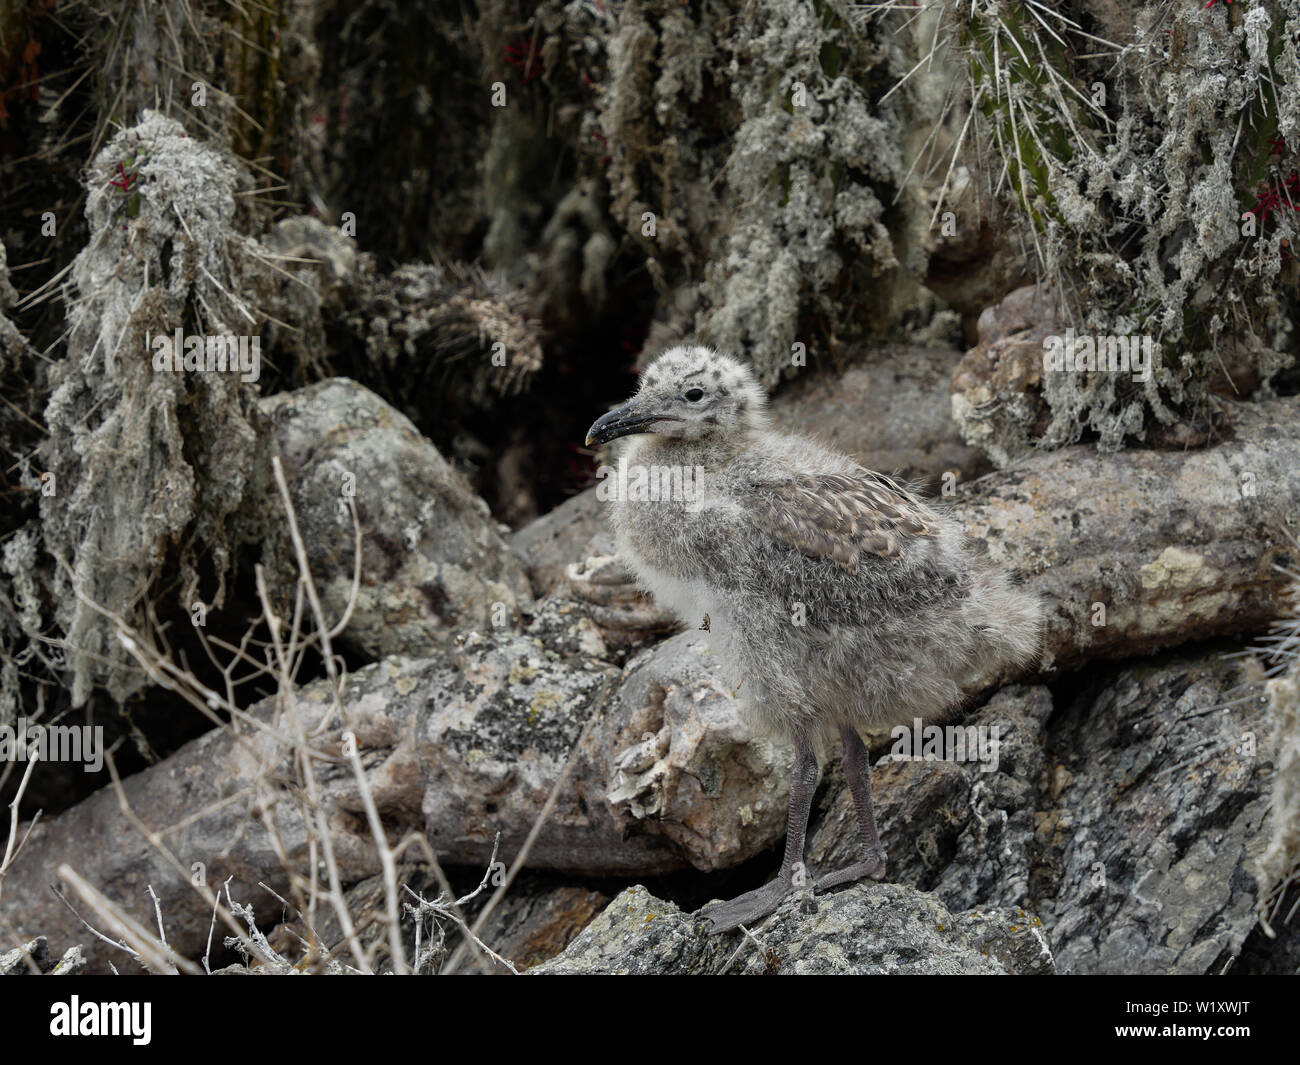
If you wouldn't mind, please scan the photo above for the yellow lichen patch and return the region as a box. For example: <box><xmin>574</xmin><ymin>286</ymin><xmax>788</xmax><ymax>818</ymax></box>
<box><xmin>509</xmin><ymin>659</ymin><xmax>542</xmax><ymax>685</ymax></box>
<box><xmin>1140</xmin><ymin>546</ymin><xmax>1211</xmax><ymax>591</ymax></box>
<box><xmin>527</xmin><ymin>689</ymin><xmax>563</xmax><ymax>723</ymax></box>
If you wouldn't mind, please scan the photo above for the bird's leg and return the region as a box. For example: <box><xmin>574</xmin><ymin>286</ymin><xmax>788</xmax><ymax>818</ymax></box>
<box><xmin>815</xmin><ymin>726</ymin><xmax>887</xmax><ymax>892</ymax></box>
<box><xmin>697</xmin><ymin>737</ymin><xmax>818</xmax><ymax>934</ymax></box>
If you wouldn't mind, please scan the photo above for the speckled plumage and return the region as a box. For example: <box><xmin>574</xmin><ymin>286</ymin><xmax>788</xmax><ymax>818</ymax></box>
<box><xmin>595</xmin><ymin>345</ymin><xmax>1041</xmax><ymax>750</ymax></box>
<box><xmin>586</xmin><ymin>344</ymin><xmax>1041</xmax><ymax>932</ymax></box>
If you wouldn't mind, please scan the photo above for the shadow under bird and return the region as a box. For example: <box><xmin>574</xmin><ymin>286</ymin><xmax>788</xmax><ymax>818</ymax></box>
<box><xmin>586</xmin><ymin>345</ymin><xmax>1041</xmax><ymax>934</ymax></box>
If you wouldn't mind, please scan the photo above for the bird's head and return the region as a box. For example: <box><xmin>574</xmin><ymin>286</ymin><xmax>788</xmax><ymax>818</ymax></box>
<box><xmin>585</xmin><ymin>345</ymin><xmax>768</xmax><ymax>447</ymax></box>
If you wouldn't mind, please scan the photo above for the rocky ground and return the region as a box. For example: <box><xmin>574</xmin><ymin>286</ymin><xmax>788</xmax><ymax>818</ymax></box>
<box><xmin>2</xmin><ymin>1</ymin><xmax>1299</xmax><ymax>979</ymax></box>
<box><xmin>2</xmin><ymin>321</ymin><xmax>1295</xmax><ymax>973</ymax></box>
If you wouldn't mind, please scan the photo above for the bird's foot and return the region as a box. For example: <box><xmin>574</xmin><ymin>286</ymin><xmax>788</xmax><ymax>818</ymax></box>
<box><xmin>696</xmin><ymin>876</ymin><xmax>795</xmax><ymax>935</ymax></box>
<box><xmin>814</xmin><ymin>849</ymin><xmax>887</xmax><ymax>893</ymax></box>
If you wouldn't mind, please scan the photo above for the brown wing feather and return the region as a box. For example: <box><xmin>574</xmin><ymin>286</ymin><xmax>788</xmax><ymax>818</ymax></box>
<box><xmin>742</xmin><ymin>471</ymin><xmax>937</xmax><ymax>573</ymax></box>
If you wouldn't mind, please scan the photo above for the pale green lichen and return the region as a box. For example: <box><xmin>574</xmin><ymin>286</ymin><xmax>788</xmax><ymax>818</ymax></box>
<box><xmin>596</xmin><ymin>0</ymin><xmax>930</xmax><ymax>385</ymax></box>
<box><xmin>945</xmin><ymin>0</ymin><xmax>1299</xmax><ymax>452</ymax></box>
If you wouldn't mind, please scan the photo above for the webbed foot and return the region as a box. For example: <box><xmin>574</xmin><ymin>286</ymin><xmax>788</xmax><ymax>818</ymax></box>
<box><xmin>813</xmin><ymin>849</ymin><xmax>886</xmax><ymax>893</ymax></box>
<box><xmin>696</xmin><ymin>877</ymin><xmax>795</xmax><ymax>934</ymax></box>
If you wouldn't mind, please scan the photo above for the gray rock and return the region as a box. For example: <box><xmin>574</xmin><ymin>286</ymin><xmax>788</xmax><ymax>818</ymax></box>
<box><xmin>260</xmin><ymin>378</ymin><xmax>533</xmax><ymax>658</ymax></box>
<box><xmin>416</xmin><ymin>631</ymin><xmax>637</xmax><ymax>874</ymax></box>
<box><xmin>1</xmin><ymin>620</ymin><xmax>809</xmax><ymax>971</ymax></box>
<box><xmin>523</xmin><ymin>591</ymin><xmax>613</xmax><ymax>661</ymax></box>
<box><xmin>510</xmin><ymin>487</ymin><xmax>606</xmax><ymax>597</ymax></box>
<box><xmin>767</xmin><ymin>345</ymin><xmax>990</xmax><ymax>491</ymax></box>
<box><xmin>965</xmin><ymin>396</ymin><xmax>1300</xmax><ymax>675</ymax></box>
<box><xmin>601</xmin><ymin>631</ymin><xmax>790</xmax><ymax>872</ymax></box>
<box><xmin>532</xmin><ymin>882</ymin><xmax>1054</xmax><ymax>975</ymax></box>
<box><xmin>1039</xmin><ymin>653</ymin><xmax>1273</xmax><ymax>974</ymax></box>
<box><xmin>421</xmin><ymin>628</ymin><xmax>790</xmax><ymax>876</ymax></box>
<box><xmin>527</xmin><ymin>552</ymin><xmax>681</xmax><ymax>658</ymax></box>
<box><xmin>0</xmin><ymin>640</ymin><xmax>615</xmax><ymax>972</ymax></box>
<box><xmin>0</xmin><ymin>936</ymin><xmax>85</xmax><ymax>975</ymax></box>
<box><xmin>806</xmin><ymin>651</ymin><xmax>1275</xmax><ymax>975</ymax></box>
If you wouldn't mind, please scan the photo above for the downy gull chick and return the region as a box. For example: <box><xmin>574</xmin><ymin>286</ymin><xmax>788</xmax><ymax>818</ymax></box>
<box><xmin>586</xmin><ymin>345</ymin><xmax>1041</xmax><ymax>933</ymax></box>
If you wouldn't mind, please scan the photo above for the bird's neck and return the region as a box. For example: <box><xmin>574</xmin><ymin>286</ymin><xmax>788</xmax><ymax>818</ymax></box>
<box><xmin>628</xmin><ymin>432</ymin><xmax>751</xmax><ymax>470</ymax></box>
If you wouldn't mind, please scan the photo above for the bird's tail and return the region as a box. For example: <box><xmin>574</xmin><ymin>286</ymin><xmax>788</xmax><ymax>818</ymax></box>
<box><xmin>965</xmin><ymin>566</ymin><xmax>1044</xmax><ymax>681</ymax></box>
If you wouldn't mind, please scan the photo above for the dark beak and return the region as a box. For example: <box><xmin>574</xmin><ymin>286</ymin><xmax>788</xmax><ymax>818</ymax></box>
<box><xmin>585</xmin><ymin>401</ymin><xmax>670</xmax><ymax>446</ymax></box>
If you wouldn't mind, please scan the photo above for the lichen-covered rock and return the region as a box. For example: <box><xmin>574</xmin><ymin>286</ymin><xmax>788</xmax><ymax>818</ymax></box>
<box><xmin>0</xmin><ymin>641</ymin><xmax>619</xmax><ymax>972</ymax></box>
<box><xmin>1040</xmin><ymin>653</ymin><xmax>1273</xmax><ymax>975</ymax></box>
<box><xmin>524</xmin><ymin>591</ymin><xmax>613</xmax><ymax>660</ymax></box>
<box><xmin>555</xmin><ymin>553</ymin><xmax>682</xmax><ymax>654</ymax></box>
<box><xmin>420</xmin><ymin>627</ymin><xmax>790</xmax><ymax>875</ymax></box>
<box><xmin>416</xmin><ymin>631</ymin><xmax>633</xmax><ymax>872</ymax></box>
<box><xmin>260</xmin><ymin>378</ymin><xmax>533</xmax><ymax>658</ymax></box>
<box><xmin>806</xmin><ymin>651</ymin><xmax>1276</xmax><ymax>975</ymax></box>
<box><xmin>512</xmin><ymin>493</ymin><xmax>683</xmax><ymax>652</ymax></box>
<box><xmin>962</xmin><ymin>395</ymin><xmax>1300</xmax><ymax>673</ymax></box>
<box><xmin>768</xmin><ymin>345</ymin><xmax>990</xmax><ymax>490</ymax></box>
<box><xmin>532</xmin><ymin>883</ymin><xmax>1053</xmax><ymax>975</ymax></box>
<box><xmin>950</xmin><ymin>284</ymin><xmax>1058</xmax><ymax>468</ymax></box>
<box><xmin>1256</xmin><ymin>576</ymin><xmax>1300</xmax><ymax>934</ymax></box>
<box><xmin>0</xmin><ymin>936</ymin><xmax>85</xmax><ymax>976</ymax></box>
<box><xmin>601</xmin><ymin>630</ymin><xmax>789</xmax><ymax>872</ymax></box>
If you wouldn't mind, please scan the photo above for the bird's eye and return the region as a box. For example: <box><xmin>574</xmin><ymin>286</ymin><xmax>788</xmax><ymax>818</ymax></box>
<box><xmin>684</xmin><ymin>388</ymin><xmax>705</xmax><ymax>402</ymax></box>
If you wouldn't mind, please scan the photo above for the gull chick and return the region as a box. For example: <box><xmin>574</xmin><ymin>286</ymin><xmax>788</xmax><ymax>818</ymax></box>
<box><xmin>586</xmin><ymin>345</ymin><xmax>1041</xmax><ymax>934</ymax></box>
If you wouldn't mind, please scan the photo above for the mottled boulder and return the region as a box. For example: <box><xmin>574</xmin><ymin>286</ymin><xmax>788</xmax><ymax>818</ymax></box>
<box><xmin>532</xmin><ymin>883</ymin><xmax>1054</xmax><ymax>975</ymax></box>
<box><xmin>3</xmin><ymin>616</ymin><xmax>822</xmax><ymax>971</ymax></box>
<box><xmin>0</xmin><ymin>937</ymin><xmax>85</xmax><ymax>976</ymax></box>
<box><xmin>950</xmin><ymin>284</ymin><xmax>1058</xmax><ymax>468</ymax></box>
<box><xmin>261</xmin><ymin>378</ymin><xmax>533</xmax><ymax>658</ymax></box>
<box><xmin>422</xmin><ymin>628</ymin><xmax>790</xmax><ymax>875</ymax></box>
<box><xmin>1038</xmin><ymin>653</ymin><xmax>1272</xmax><ymax>974</ymax></box>
<box><xmin>523</xmin><ymin>591</ymin><xmax>613</xmax><ymax>661</ymax></box>
<box><xmin>767</xmin><ymin>345</ymin><xmax>990</xmax><ymax>491</ymax></box>
<box><xmin>806</xmin><ymin>651</ymin><xmax>1275</xmax><ymax>975</ymax></box>
<box><xmin>601</xmin><ymin>630</ymin><xmax>789</xmax><ymax>872</ymax></box>
<box><xmin>510</xmin><ymin>491</ymin><xmax>679</xmax><ymax>653</ymax></box>
<box><xmin>511</xmin><ymin>487</ymin><xmax>606</xmax><ymax>597</ymax></box>
<box><xmin>549</xmin><ymin>553</ymin><xmax>682</xmax><ymax>655</ymax></box>
<box><xmin>968</xmin><ymin>396</ymin><xmax>1300</xmax><ymax>674</ymax></box>
<box><xmin>417</xmin><ymin>632</ymin><xmax>639</xmax><ymax>873</ymax></box>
